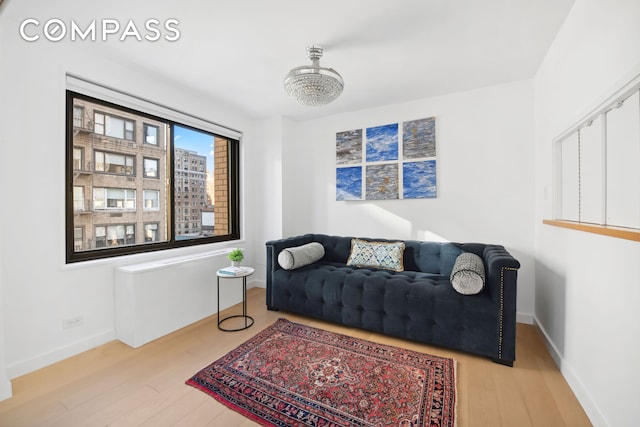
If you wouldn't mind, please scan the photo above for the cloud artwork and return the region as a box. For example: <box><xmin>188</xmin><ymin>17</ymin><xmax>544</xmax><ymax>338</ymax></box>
<box><xmin>366</xmin><ymin>123</ymin><xmax>398</xmax><ymax>162</ymax></box>
<box><xmin>403</xmin><ymin>117</ymin><xmax>436</xmax><ymax>159</ymax></box>
<box><xmin>403</xmin><ymin>160</ymin><xmax>437</xmax><ymax>199</ymax></box>
<box><xmin>336</xmin><ymin>118</ymin><xmax>437</xmax><ymax>201</ymax></box>
<box><xmin>336</xmin><ymin>166</ymin><xmax>363</xmax><ymax>201</ymax></box>
<box><xmin>336</xmin><ymin>129</ymin><xmax>362</xmax><ymax>165</ymax></box>
<box><xmin>366</xmin><ymin>164</ymin><xmax>398</xmax><ymax>200</ymax></box>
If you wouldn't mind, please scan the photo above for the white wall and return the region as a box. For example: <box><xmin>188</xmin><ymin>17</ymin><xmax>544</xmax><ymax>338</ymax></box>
<box><xmin>0</xmin><ymin>211</ymin><xmax>12</xmax><ymax>400</ymax></box>
<box><xmin>282</xmin><ymin>80</ymin><xmax>536</xmax><ymax>321</ymax></box>
<box><xmin>0</xmin><ymin>13</ymin><xmax>258</xmax><ymax>382</ymax></box>
<box><xmin>0</xmin><ymin>15</ymin><xmax>12</xmax><ymax>402</ymax></box>
<box><xmin>533</xmin><ymin>1</ymin><xmax>640</xmax><ymax>426</ymax></box>
<box><xmin>250</xmin><ymin>116</ymin><xmax>288</xmax><ymax>284</ymax></box>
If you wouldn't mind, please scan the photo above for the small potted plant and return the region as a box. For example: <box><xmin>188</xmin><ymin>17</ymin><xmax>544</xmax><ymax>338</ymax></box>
<box><xmin>228</xmin><ymin>248</ymin><xmax>244</xmax><ymax>267</ymax></box>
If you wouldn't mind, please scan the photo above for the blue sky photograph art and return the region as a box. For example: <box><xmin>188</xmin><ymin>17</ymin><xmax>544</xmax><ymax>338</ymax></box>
<box><xmin>336</xmin><ymin>166</ymin><xmax>363</xmax><ymax>200</ymax></box>
<box><xmin>366</xmin><ymin>123</ymin><xmax>398</xmax><ymax>162</ymax></box>
<box><xmin>403</xmin><ymin>160</ymin><xmax>437</xmax><ymax>198</ymax></box>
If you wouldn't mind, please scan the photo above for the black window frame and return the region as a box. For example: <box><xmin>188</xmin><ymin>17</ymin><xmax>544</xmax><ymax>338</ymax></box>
<box><xmin>65</xmin><ymin>91</ymin><xmax>241</xmax><ymax>263</ymax></box>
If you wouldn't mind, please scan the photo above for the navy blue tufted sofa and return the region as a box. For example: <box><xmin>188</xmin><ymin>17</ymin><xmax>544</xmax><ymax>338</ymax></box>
<box><xmin>266</xmin><ymin>234</ymin><xmax>520</xmax><ymax>366</ymax></box>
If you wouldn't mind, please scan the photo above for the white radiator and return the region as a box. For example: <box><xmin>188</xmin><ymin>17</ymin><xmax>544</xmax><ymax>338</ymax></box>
<box><xmin>114</xmin><ymin>250</ymin><xmax>240</xmax><ymax>348</ymax></box>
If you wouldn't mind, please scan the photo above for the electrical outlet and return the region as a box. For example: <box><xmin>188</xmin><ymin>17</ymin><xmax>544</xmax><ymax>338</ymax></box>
<box><xmin>62</xmin><ymin>316</ymin><xmax>84</xmax><ymax>330</ymax></box>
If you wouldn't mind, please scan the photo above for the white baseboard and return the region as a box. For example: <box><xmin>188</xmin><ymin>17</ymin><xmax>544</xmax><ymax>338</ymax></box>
<box><xmin>7</xmin><ymin>280</ymin><xmax>266</xmax><ymax>380</ymax></box>
<box><xmin>249</xmin><ymin>280</ymin><xmax>266</xmax><ymax>289</ymax></box>
<box><xmin>516</xmin><ymin>312</ymin><xmax>534</xmax><ymax>324</ymax></box>
<box><xmin>0</xmin><ymin>376</ymin><xmax>12</xmax><ymax>401</ymax></box>
<box><xmin>533</xmin><ymin>317</ymin><xmax>608</xmax><ymax>427</ymax></box>
<box><xmin>6</xmin><ymin>330</ymin><xmax>114</xmax><ymax>380</ymax></box>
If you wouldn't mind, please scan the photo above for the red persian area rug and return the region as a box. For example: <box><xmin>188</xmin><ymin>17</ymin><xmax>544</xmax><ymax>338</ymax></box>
<box><xmin>186</xmin><ymin>318</ymin><xmax>456</xmax><ymax>427</ymax></box>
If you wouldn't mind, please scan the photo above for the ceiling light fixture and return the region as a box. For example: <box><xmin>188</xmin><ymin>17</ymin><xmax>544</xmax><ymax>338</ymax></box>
<box><xmin>284</xmin><ymin>45</ymin><xmax>344</xmax><ymax>107</ymax></box>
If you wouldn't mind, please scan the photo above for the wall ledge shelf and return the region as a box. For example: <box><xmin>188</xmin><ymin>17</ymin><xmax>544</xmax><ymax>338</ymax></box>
<box><xmin>543</xmin><ymin>219</ymin><xmax>640</xmax><ymax>242</ymax></box>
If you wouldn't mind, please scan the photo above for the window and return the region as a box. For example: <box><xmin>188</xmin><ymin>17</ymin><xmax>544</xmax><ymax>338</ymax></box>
<box><xmin>73</xmin><ymin>186</ymin><xmax>85</xmax><ymax>211</ymax></box>
<box><xmin>143</xmin><ymin>190</ymin><xmax>159</xmax><ymax>210</ymax></box>
<box><xmin>73</xmin><ymin>147</ymin><xmax>83</xmax><ymax>171</ymax></box>
<box><xmin>94</xmin><ymin>112</ymin><xmax>135</xmax><ymax>140</ymax></box>
<box><xmin>95</xmin><ymin>224</ymin><xmax>136</xmax><ymax>248</ymax></box>
<box><xmin>144</xmin><ymin>223</ymin><xmax>159</xmax><ymax>242</ymax></box>
<box><xmin>95</xmin><ymin>150</ymin><xmax>135</xmax><ymax>175</ymax></box>
<box><xmin>144</xmin><ymin>124</ymin><xmax>159</xmax><ymax>145</ymax></box>
<box><xmin>93</xmin><ymin>188</ymin><xmax>136</xmax><ymax>210</ymax></box>
<box><xmin>551</xmin><ymin>77</ymin><xmax>640</xmax><ymax>240</ymax></box>
<box><xmin>66</xmin><ymin>89</ymin><xmax>241</xmax><ymax>263</ymax></box>
<box><xmin>74</xmin><ymin>227</ymin><xmax>84</xmax><ymax>251</ymax></box>
<box><xmin>73</xmin><ymin>106</ymin><xmax>84</xmax><ymax>128</ymax></box>
<box><xmin>143</xmin><ymin>157</ymin><xmax>159</xmax><ymax>178</ymax></box>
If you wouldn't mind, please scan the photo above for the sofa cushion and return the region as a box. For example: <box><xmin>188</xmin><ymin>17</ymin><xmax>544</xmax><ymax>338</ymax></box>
<box><xmin>450</xmin><ymin>252</ymin><xmax>485</xmax><ymax>295</ymax></box>
<box><xmin>271</xmin><ymin>262</ymin><xmax>495</xmax><ymax>346</ymax></box>
<box><xmin>411</xmin><ymin>242</ymin><xmax>464</xmax><ymax>275</ymax></box>
<box><xmin>346</xmin><ymin>239</ymin><xmax>405</xmax><ymax>272</ymax></box>
<box><xmin>278</xmin><ymin>242</ymin><xmax>325</xmax><ymax>270</ymax></box>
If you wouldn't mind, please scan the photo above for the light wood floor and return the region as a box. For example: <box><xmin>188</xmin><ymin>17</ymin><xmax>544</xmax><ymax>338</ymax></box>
<box><xmin>0</xmin><ymin>288</ymin><xmax>591</xmax><ymax>427</ymax></box>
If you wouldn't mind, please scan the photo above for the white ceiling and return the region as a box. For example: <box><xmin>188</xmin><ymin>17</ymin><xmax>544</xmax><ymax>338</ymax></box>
<box><xmin>3</xmin><ymin>0</ymin><xmax>575</xmax><ymax>120</ymax></box>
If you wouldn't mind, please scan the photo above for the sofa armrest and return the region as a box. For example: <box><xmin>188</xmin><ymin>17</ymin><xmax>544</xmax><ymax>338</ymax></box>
<box><xmin>265</xmin><ymin>234</ymin><xmax>316</xmax><ymax>308</ymax></box>
<box><xmin>482</xmin><ymin>245</ymin><xmax>520</xmax><ymax>363</ymax></box>
<box><xmin>482</xmin><ymin>246</ymin><xmax>520</xmax><ymax>301</ymax></box>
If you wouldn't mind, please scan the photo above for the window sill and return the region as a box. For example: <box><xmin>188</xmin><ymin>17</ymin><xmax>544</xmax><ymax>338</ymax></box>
<box><xmin>543</xmin><ymin>220</ymin><xmax>640</xmax><ymax>242</ymax></box>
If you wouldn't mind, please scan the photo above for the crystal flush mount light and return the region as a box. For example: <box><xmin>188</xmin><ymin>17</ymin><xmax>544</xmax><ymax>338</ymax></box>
<box><xmin>283</xmin><ymin>45</ymin><xmax>344</xmax><ymax>107</ymax></box>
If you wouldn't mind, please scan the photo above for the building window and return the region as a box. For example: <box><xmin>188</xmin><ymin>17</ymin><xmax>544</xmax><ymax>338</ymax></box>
<box><xmin>95</xmin><ymin>224</ymin><xmax>136</xmax><ymax>248</ymax></box>
<box><xmin>66</xmin><ymin>90</ymin><xmax>240</xmax><ymax>263</ymax></box>
<box><xmin>93</xmin><ymin>188</ymin><xmax>136</xmax><ymax>210</ymax></box>
<box><xmin>143</xmin><ymin>157</ymin><xmax>159</xmax><ymax>178</ymax></box>
<box><xmin>94</xmin><ymin>112</ymin><xmax>135</xmax><ymax>140</ymax></box>
<box><xmin>73</xmin><ymin>106</ymin><xmax>84</xmax><ymax>128</ymax></box>
<box><xmin>74</xmin><ymin>227</ymin><xmax>84</xmax><ymax>251</ymax></box>
<box><xmin>143</xmin><ymin>190</ymin><xmax>160</xmax><ymax>210</ymax></box>
<box><xmin>73</xmin><ymin>186</ymin><xmax>85</xmax><ymax>211</ymax></box>
<box><xmin>144</xmin><ymin>223</ymin><xmax>159</xmax><ymax>242</ymax></box>
<box><xmin>144</xmin><ymin>124</ymin><xmax>159</xmax><ymax>145</ymax></box>
<box><xmin>95</xmin><ymin>150</ymin><xmax>135</xmax><ymax>175</ymax></box>
<box><xmin>73</xmin><ymin>147</ymin><xmax>84</xmax><ymax>171</ymax></box>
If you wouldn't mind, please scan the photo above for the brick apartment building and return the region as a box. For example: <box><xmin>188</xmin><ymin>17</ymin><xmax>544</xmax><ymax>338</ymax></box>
<box><xmin>70</xmin><ymin>96</ymin><xmax>228</xmax><ymax>253</ymax></box>
<box><xmin>71</xmin><ymin>98</ymin><xmax>169</xmax><ymax>250</ymax></box>
<box><xmin>174</xmin><ymin>147</ymin><xmax>210</xmax><ymax>238</ymax></box>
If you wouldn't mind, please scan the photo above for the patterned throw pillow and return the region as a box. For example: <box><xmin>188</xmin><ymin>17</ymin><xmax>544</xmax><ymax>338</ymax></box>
<box><xmin>346</xmin><ymin>239</ymin><xmax>405</xmax><ymax>272</ymax></box>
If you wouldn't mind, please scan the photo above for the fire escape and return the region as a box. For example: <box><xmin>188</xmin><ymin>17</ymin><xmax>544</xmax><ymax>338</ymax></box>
<box><xmin>72</xmin><ymin>110</ymin><xmax>94</xmax><ymax>215</ymax></box>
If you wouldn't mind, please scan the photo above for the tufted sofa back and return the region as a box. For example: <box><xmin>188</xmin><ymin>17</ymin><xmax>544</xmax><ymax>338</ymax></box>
<box><xmin>308</xmin><ymin>234</ymin><xmax>464</xmax><ymax>276</ymax></box>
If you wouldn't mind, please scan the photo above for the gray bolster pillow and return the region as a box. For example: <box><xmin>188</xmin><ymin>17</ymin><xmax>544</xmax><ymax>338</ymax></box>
<box><xmin>278</xmin><ymin>242</ymin><xmax>325</xmax><ymax>270</ymax></box>
<box><xmin>450</xmin><ymin>252</ymin><xmax>485</xmax><ymax>295</ymax></box>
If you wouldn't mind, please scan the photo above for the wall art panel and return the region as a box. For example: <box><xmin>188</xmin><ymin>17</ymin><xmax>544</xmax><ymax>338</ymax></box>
<box><xmin>336</xmin><ymin>117</ymin><xmax>436</xmax><ymax>201</ymax></box>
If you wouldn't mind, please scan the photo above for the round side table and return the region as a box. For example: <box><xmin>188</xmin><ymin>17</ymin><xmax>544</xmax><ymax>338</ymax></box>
<box><xmin>216</xmin><ymin>266</ymin><xmax>255</xmax><ymax>332</ymax></box>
